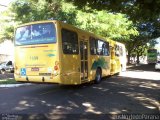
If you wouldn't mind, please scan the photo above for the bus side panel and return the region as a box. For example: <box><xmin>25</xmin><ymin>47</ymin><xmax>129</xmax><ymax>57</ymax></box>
<box><xmin>114</xmin><ymin>56</ymin><xmax>121</xmax><ymax>73</ymax></box>
<box><xmin>60</xmin><ymin>54</ymin><xmax>81</xmax><ymax>85</ymax></box>
<box><xmin>58</xmin><ymin>23</ymin><xmax>81</xmax><ymax>85</ymax></box>
<box><xmin>102</xmin><ymin>56</ymin><xmax>111</xmax><ymax>77</ymax></box>
<box><xmin>110</xmin><ymin>40</ymin><xmax>125</xmax><ymax>75</ymax></box>
<box><xmin>88</xmin><ymin>38</ymin><xmax>111</xmax><ymax>81</ymax></box>
<box><xmin>89</xmin><ymin>55</ymin><xmax>110</xmax><ymax>80</ymax></box>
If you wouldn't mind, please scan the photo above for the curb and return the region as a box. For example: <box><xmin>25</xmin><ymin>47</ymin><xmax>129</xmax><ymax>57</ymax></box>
<box><xmin>0</xmin><ymin>83</ymin><xmax>32</xmax><ymax>88</ymax></box>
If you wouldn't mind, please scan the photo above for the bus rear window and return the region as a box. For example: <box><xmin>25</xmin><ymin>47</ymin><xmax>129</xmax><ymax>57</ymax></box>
<box><xmin>15</xmin><ymin>23</ymin><xmax>56</xmax><ymax>45</ymax></box>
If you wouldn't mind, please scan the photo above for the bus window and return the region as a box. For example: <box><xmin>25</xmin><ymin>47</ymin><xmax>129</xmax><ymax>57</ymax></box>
<box><xmin>115</xmin><ymin>45</ymin><xmax>120</xmax><ymax>56</ymax></box>
<box><xmin>61</xmin><ymin>29</ymin><xmax>78</xmax><ymax>54</ymax></box>
<box><xmin>97</xmin><ymin>40</ymin><xmax>109</xmax><ymax>56</ymax></box>
<box><xmin>15</xmin><ymin>23</ymin><xmax>56</xmax><ymax>45</ymax></box>
<box><xmin>90</xmin><ymin>37</ymin><xmax>97</xmax><ymax>55</ymax></box>
<box><xmin>97</xmin><ymin>40</ymin><xmax>104</xmax><ymax>55</ymax></box>
<box><xmin>102</xmin><ymin>42</ymin><xmax>110</xmax><ymax>56</ymax></box>
<box><xmin>119</xmin><ymin>46</ymin><xmax>123</xmax><ymax>56</ymax></box>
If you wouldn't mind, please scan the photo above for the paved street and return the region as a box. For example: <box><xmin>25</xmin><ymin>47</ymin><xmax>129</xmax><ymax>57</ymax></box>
<box><xmin>0</xmin><ymin>64</ymin><xmax>159</xmax><ymax>119</ymax></box>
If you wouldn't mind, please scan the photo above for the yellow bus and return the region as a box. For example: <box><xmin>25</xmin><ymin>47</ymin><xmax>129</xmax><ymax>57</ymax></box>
<box><xmin>14</xmin><ymin>20</ymin><xmax>126</xmax><ymax>85</ymax></box>
<box><xmin>110</xmin><ymin>40</ymin><xmax>126</xmax><ymax>75</ymax></box>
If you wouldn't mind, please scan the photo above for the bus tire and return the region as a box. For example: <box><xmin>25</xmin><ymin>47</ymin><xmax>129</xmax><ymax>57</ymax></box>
<box><xmin>95</xmin><ymin>68</ymin><xmax>102</xmax><ymax>84</ymax></box>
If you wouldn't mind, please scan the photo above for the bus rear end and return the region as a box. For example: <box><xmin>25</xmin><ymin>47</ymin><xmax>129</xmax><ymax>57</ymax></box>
<box><xmin>147</xmin><ymin>49</ymin><xmax>157</xmax><ymax>64</ymax></box>
<box><xmin>110</xmin><ymin>40</ymin><xmax>127</xmax><ymax>74</ymax></box>
<box><xmin>14</xmin><ymin>21</ymin><xmax>61</xmax><ymax>84</ymax></box>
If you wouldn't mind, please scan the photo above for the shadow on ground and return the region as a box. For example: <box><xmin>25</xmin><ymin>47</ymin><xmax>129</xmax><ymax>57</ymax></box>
<box><xmin>127</xmin><ymin>64</ymin><xmax>159</xmax><ymax>72</ymax></box>
<box><xmin>0</xmin><ymin>65</ymin><xmax>159</xmax><ymax>120</ymax></box>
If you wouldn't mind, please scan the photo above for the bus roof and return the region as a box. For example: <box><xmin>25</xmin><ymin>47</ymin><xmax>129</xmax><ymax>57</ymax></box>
<box><xmin>16</xmin><ymin>20</ymin><xmax>57</xmax><ymax>27</ymax></box>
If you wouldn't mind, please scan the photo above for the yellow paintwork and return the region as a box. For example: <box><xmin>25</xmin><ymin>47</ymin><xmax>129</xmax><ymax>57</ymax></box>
<box><xmin>14</xmin><ymin>20</ymin><xmax>126</xmax><ymax>85</ymax></box>
<box><xmin>14</xmin><ymin>43</ymin><xmax>61</xmax><ymax>83</ymax></box>
<box><xmin>109</xmin><ymin>39</ymin><xmax>126</xmax><ymax>75</ymax></box>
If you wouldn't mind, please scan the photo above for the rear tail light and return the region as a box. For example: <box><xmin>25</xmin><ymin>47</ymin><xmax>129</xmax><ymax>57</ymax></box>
<box><xmin>54</xmin><ymin>65</ymin><xmax>58</xmax><ymax>70</ymax></box>
<box><xmin>54</xmin><ymin>61</ymin><xmax>59</xmax><ymax>71</ymax></box>
<box><xmin>15</xmin><ymin>66</ymin><xmax>20</xmax><ymax>75</ymax></box>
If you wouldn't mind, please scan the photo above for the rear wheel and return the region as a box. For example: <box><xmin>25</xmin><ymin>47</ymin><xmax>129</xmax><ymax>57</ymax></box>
<box><xmin>95</xmin><ymin>68</ymin><xmax>102</xmax><ymax>84</ymax></box>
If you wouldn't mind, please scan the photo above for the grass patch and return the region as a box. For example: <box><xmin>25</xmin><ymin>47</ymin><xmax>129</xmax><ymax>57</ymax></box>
<box><xmin>0</xmin><ymin>79</ymin><xmax>18</xmax><ymax>84</ymax></box>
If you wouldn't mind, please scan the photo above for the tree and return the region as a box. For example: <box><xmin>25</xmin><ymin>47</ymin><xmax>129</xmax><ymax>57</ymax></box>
<box><xmin>0</xmin><ymin>10</ymin><xmax>15</xmax><ymax>42</ymax></box>
<box><xmin>0</xmin><ymin>0</ymin><xmax>138</xmax><ymax>43</ymax></box>
<box><xmin>65</xmin><ymin>0</ymin><xmax>160</xmax><ymax>39</ymax></box>
<box><xmin>10</xmin><ymin>0</ymin><xmax>62</xmax><ymax>23</ymax></box>
<box><xmin>65</xmin><ymin>0</ymin><xmax>160</xmax><ymax>22</ymax></box>
<box><xmin>0</xmin><ymin>0</ymin><xmax>62</xmax><ymax>41</ymax></box>
<box><xmin>76</xmin><ymin>10</ymin><xmax>138</xmax><ymax>40</ymax></box>
<box><xmin>65</xmin><ymin>0</ymin><xmax>160</xmax><ymax>63</ymax></box>
<box><xmin>60</xmin><ymin>3</ymin><xmax>138</xmax><ymax>40</ymax></box>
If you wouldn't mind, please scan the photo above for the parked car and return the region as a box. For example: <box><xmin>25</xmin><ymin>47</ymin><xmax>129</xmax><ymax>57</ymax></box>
<box><xmin>0</xmin><ymin>61</ymin><xmax>14</xmax><ymax>74</ymax></box>
<box><xmin>155</xmin><ymin>61</ymin><xmax>160</xmax><ymax>70</ymax></box>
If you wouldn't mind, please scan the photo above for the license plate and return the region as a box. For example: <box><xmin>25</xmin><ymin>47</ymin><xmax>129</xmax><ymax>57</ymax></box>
<box><xmin>31</xmin><ymin>67</ymin><xmax>39</xmax><ymax>71</ymax></box>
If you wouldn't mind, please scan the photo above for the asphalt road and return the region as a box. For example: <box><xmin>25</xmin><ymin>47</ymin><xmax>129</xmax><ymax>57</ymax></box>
<box><xmin>0</xmin><ymin>64</ymin><xmax>159</xmax><ymax>120</ymax></box>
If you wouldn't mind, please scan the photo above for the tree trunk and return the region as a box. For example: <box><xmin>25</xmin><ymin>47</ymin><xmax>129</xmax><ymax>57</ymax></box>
<box><xmin>127</xmin><ymin>50</ymin><xmax>131</xmax><ymax>64</ymax></box>
<box><xmin>136</xmin><ymin>53</ymin><xmax>140</xmax><ymax>64</ymax></box>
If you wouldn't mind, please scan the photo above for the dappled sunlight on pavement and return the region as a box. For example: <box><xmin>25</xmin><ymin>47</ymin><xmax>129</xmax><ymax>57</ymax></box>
<box><xmin>82</xmin><ymin>102</ymin><xmax>102</xmax><ymax>114</ymax></box>
<box><xmin>119</xmin><ymin>71</ymin><xmax>160</xmax><ymax>80</ymax></box>
<box><xmin>118</xmin><ymin>91</ymin><xmax>160</xmax><ymax>112</ymax></box>
<box><xmin>0</xmin><ymin>64</ymin><xmax>159</xmax><ymax>120</ymax></box>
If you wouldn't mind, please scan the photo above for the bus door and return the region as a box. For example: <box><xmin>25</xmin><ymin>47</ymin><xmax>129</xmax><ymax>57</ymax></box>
<box><xmin>110</xmin><ymin>46</ymin><xmax>115</xmax><ymax>75</ymax></box>
<box><xmin>80</xmin><ymin>40</ymin><xmax>88</xmax><ymax>82</ymax></box>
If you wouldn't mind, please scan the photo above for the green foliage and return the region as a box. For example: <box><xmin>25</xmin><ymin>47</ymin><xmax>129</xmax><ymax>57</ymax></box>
<box><xmin>10</xmin><ymin>0</ymin><xmax>62</xmax><ymax>23</ymax></box>
<box><xmin>65</xmin><ymin>0</ymin><xmax>160</xmax><ymax>23</ymax></box>
<box><xmin>148</xmin><ymin>39</ymin><xmax>159</xmax><ymax>48</ymax></box>
<box><xmin>0</xmin><ymin>0</ymin><xmax>62</xmax><ymax>41</ymax></box>
<box><xmin>65</xmin><ymin>0</ymin><xmax>160</xmax><ymax>63</ymax></box>
<box><xmin>75</xmin><ymin>10</ymin><xmax>138</xmax><ymax>40</ymax></box>
<box><xmin>57</xmin><ymin>2</ymin><xmax>138</xmax><ymax>40</ymax></box>
<box><xmin>0</xmin><ymin>79</ymin><xmax>17</xmax><ymax>84</ymax></box>
<box><xmin>0</xmin><ymin>10</ymin><xmax>15</xmax><ymax>42</ymax></box>
<box><xmin>0</xmin><ymin>0</ymin><xmax>138</xmax><ymax>42</ymax></box>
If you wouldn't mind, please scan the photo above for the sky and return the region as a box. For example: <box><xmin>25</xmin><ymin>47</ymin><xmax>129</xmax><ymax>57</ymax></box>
<box><xmin>155</xmin><ymin>38</ymin><xmax>160</xmax><ymax>51</ymax></box>
<box><xmin>0</xmin><ymin>0</ymin><xmax>13</xmax><ymax>11</ymax></box>
<box><xmin>0</xmin><ymin>0</ymin><xmax>13</xmax><ymax>6</ymax></box>
<box><xmin>157</xmin><ymin>38</ymin><xmax>160</xmax><ymax>44</ymax></box>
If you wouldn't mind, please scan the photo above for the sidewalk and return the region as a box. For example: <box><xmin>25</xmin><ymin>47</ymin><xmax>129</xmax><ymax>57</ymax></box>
<box><xmin>127</xmin><ymin>62</ymin><xmax>148</xmax><ymax>68</ymax></box>
<box><xmin>0</xmin><ymin>73</ymin><xmax>32</xmax><ymax>87</ymax></box>
<box><xmin>0</xmin><ymin>83</ymin><xmax>32</xmax><ymax>87</ymax></box>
